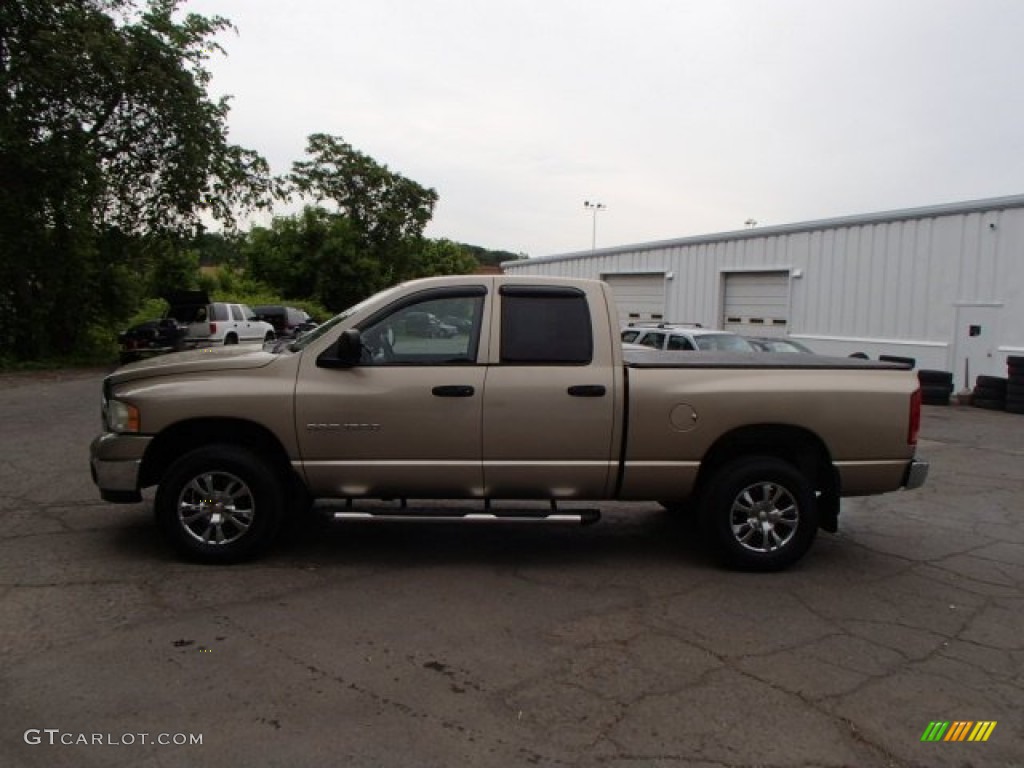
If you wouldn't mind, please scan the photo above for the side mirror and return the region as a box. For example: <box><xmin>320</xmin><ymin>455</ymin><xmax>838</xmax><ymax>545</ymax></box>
<box><xmin>337</xmin><ymin>329</ymin><xmax>363</xmax><ymax>364</ymax></box>
<box><xmin>317</xmin><ymin>328</ymin><xmax>363</xmax><ymax>369</ymax></box>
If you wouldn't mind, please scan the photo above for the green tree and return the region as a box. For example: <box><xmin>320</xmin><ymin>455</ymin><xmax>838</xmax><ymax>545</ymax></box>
<box><xmin>193</xmin><ymin>231</ymin><xmax>245</xmax><ymax>269</ymax></box>
<box><xmin>414</xmin><ymin>239</ymin><xmax>478</xmax><ymax>278</ymax></box>
<box><xmin>289</xmin><ymin>134</ymin><xmax>439</xmax><ymax>286</ymax></box>
<box><xmin>457</xmin><ymin>243</ymin><xmax>525</xmax><ymax>266</ymax></box>
<box><xmin>314</xmin><ymin>216</ymin><xmax>388</xmax><ymax>311</ymax></box>
<box><xmin>0</xmin><ymin>0</ymin><xmax>273</xmax><ymax>359</ymax></box>
<box><xmin>244</xmin><ymin>208</ymin><xmax>327</xmax><ymax>301</ymax></box>
<box><xmin>244</xmin><ymin>207</ymin><xmax>487</xmax><ymax>314</ymax></box>
<box><xmin>147</xmin><ymin>239</ymin><xmax>199</xmax><ymax>298</ymax></box>
<box><xmin>244</xmin><ymin>207</ymin><xmax>389</xmax><ymax>312</ymax></box>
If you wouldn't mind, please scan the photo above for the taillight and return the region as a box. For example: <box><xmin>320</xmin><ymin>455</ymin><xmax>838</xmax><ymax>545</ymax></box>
<box><xmin>908</xmin><ymin>388</ymin><xmax>922</xmax><ymax>445</ymax></box>
<box><xmin>209</xmin><ymin>322</ymin><xmax>217</xmax><ymax>334</ymax></box>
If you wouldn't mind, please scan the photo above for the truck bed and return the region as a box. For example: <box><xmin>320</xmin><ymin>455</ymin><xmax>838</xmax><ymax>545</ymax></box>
<box><xmin>619</xmin><ymin>350</ymin><xmax>920</xmax><ymax>501</ymax></box>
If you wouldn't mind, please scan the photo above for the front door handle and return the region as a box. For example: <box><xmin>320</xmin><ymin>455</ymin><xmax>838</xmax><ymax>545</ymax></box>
<box><xmin>567</xmin><ymin>385</ymin><xmax>606</xmax><ymax>397</ymax></box>
<box><xmin>432</xmin><ymin>385</ymin><xmax>475</xmax><ymax>398</ymax></box>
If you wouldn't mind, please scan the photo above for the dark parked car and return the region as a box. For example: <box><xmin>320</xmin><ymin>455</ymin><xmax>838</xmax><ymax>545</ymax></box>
<box><xmin>117</xmin><ymin>318</ymin><xmax>187</xmax><ymax>364</ymax></box>
<box><xmin>745</xmin><ymin>336</ymin><xmax>816</xmax><ymax>354</ymax></box>
<box><xmin>441</xmin><ymin>314</ymin><xmax>474</xmax><ymax>333</ymax></box>
<box><xmin>253</xmin><ymin>305</ymin><xmax>317</xmax><ymax>339</ymax></box>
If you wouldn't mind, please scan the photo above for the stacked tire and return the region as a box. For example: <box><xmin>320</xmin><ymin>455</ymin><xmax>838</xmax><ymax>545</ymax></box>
<box><xmin>1008</xmin><ymin>356</ymin><xmax>1024</xmax><ymax>415</ymax></box>
<box><xmin>972</xmin><ymin>375</ymin><xmax>1008</xmax><ymax>411</ymax></box>
<box><xmin>918</xmin><ymin>370</ymin><xmax>954</xmax><ymax>406</ymax></box>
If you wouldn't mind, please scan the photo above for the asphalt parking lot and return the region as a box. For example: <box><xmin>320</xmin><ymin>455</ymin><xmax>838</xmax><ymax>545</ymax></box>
<box><xmin>1</xmin><ymin>368</ymin><xmax>1021</xmax><ymax>767</ymax></box>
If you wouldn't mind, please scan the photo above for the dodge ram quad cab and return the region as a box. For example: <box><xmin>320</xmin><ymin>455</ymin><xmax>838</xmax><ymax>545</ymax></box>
<box><xmin>91</xmin><ymin>276</ymin><xmax>928</xmax><ymax>570</ymax></box>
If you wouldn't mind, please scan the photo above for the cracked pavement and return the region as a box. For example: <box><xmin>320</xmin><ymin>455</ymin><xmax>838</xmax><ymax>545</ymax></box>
<box><xmin>0</xmin><ymin>370</ymin><xmax>1021</xmax><ymax>767</ymax></box>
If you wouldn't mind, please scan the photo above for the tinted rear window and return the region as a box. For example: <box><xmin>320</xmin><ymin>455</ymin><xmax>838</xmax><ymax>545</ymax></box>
<box><xmin>500</xmin><ymin>287</ymin><xmax>592</xmax><ymax>364</ymax></box>
<box><xmin>667</xmin><ymin>335</ymin><xmax>695</xmax><ymax>351</ymax></box>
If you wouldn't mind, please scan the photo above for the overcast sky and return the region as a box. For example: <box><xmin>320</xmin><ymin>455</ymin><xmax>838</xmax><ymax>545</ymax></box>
<box><xmin>184</xmin><ymin>0</ymin><xmax>1024</xmax><ymax>257</ymax></box>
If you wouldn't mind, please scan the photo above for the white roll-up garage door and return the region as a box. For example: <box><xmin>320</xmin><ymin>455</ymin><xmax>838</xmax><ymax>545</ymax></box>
<box><xmin>603</xmin><ymin>273</ymin><xmax>666</xmax><ymax>327</ymax></box>
<box><xmin>722</xmin><ymin>271</ymin><xmax>790</xmax><ymax>336</ymax></box>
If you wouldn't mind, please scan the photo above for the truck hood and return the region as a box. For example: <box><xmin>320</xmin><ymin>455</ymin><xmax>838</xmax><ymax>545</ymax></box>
<box><xmin>107</xmin><ymin>346</ymin><xmax>279</xmax><ymax>385</ymax></box>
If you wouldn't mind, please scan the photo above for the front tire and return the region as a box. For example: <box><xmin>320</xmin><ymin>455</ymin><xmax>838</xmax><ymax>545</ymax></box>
<box><xmin>700</xmin><ymin>456</ymin><xmax>817</xmax><ymax>571</ymax></box>
<box><xmin>155</xmin><ymin>445</ymin><xmax>285</xmax><ymax>563</ymax></box>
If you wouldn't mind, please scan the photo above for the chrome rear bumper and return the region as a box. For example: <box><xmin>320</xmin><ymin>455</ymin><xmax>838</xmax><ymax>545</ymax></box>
<box><xmin>903</xmin><ymin>459</ymin><xmax>929</xmax><ymax>490</ymax></box>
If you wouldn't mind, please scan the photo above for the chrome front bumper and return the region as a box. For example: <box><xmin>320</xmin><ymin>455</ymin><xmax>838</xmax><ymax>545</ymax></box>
<box><xmin>90</xmin><ymin>433</ymin><xmax>151</xmax><ymax>503</ymax></box>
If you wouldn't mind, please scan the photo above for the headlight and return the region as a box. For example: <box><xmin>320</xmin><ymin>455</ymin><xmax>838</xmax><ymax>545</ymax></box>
<box><xmin>106</xmin><ymin>399</ymin><xmax>140</xmax><ymax>433</ymax></box>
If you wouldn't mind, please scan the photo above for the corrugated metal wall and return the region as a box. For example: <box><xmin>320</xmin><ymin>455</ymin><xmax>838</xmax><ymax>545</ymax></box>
<box><xmin>503</xmin><ymin>196</ymin><xmax>1024</xmax><ymax>383</ymax></box>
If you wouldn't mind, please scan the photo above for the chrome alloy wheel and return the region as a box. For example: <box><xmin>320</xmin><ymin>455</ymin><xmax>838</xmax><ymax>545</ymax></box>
<box><xmin>176</xmin><ymin>471</ymin><xmax>255</xmax><ymax>546</ymax></box>
<box><xmin>729</xmin><ymin>481</ymin><xmax>799</xmax><ymax>553</ymax></box>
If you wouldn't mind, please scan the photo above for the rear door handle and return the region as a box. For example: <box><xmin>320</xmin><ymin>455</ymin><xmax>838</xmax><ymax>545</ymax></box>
<box><xmin>432</xmin><ymin>385</ymin><xmax>475</xmax><ymax>398</ymax></box>
<box><xmin>567</xmin><ymin>385</ymin><xmax>606</xmax><ymax>397</ymax></box>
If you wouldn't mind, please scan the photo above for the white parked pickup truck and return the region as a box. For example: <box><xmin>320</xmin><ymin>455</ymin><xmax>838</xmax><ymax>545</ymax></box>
<box><xmin>91</xmin><ymin>276</ymin><xmax>928</xmax><ymax>570</ymax></box>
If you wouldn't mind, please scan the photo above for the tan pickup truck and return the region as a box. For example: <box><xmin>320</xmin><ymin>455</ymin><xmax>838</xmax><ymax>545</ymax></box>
<box><xmin>90</xmin><ymin>275</ymin><xmax>928</xmax><ymax>570</ymax></box>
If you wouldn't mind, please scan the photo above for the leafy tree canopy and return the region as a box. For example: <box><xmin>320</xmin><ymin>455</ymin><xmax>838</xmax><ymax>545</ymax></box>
<box><xmin>0</xmin><ymin>0</ymin><xmax>273</xmax><ymax>359</ymax></box>
<box><xmin>1</xmin><ymin>0</ymin><xmax>273</xmax><ymax>233</ymax></box>
<box><xmin>289</xmin><ymin>134</ymin><xmax>438</xmax><ymax>242</ymax></box>
<box><xmin>243</xmin><ymin>207</ymin><xmax>478</xmax><ymax>313</ymax></box>
<box><xmin>0</xmin><ymin>4</ymin><xmax>515</xmax><ymax>364</ymax></box>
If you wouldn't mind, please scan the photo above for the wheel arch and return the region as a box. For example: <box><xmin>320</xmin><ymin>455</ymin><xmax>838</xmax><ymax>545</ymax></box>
<box><xmin>139</xmin><ymin>418</ymin><xmax>297</xmax><ymax>490</ymax></box>
<box><xmin>694</xmin><ymin>424</ymin><xmax>840</xmax><ymax>531</ymax></box>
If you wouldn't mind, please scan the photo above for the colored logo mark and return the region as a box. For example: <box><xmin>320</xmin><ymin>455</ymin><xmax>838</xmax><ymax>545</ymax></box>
<box><xmin>921</xmin><ymin>721</ymin><xmax>997</xmax><ymax>742</ymax></box>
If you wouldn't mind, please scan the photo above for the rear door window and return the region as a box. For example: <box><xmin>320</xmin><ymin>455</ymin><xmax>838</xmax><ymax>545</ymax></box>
<box><xmin>638</xmin><ymin>331</ymin><xmax>666</xmax><ymax>350</ymax></box>
<box><xmin>499</xmin><ymin>286</ymin><xmax>592</xmax><ymax>364</ymax></box>
<box><xmin>667</xmin><ymin>334</ymin><xmax>695</xmax><ymax>351</ymax></box>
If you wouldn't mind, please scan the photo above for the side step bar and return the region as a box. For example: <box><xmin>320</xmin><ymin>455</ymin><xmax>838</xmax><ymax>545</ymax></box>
<box><xmin>330</xmin><ymin>500</ymin><xmax>600</xmax><ymax>526</ymax></box>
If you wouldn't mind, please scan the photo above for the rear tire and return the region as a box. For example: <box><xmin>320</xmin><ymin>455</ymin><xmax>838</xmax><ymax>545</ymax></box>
<box><xmin>972</xmin><ymin>397</ymin><xmax>1005</xmax><ymax>411</ymax></box>
<box><xmin>921</xmin><ymin>383</ymin><xmax>953</xmax><ymax>405</ymax></box>
<box><xmin>155</xmin><ymin>445</ymin><xmax>285</xmax><ymax>563</ymax></box>
<box><xmin>700</xmin><ymin>456</ymin><xmax>818</xmax><ymax>571</ymax></box>
<box><xmin>975</xmin><ymin>375</ymin><xmax>1007</xmax><ymax>395</ymax></box>
<box><xmin>918</xmin><ymin>369</ymin><xmax>953</xmax><ymax>386</ymax></box>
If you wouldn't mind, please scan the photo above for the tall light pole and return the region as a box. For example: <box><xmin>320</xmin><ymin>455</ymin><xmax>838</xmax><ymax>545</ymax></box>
<box><xmin>584</xmin><ymin>200</ymin><xmax>606</xmax><ymax>251</ymax></box>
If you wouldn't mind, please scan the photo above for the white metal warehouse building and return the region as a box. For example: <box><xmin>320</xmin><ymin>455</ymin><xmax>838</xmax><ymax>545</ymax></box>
<box><xmin>502</xmin><ymin>194</ymin><xmax>1024</xmax><ymax>389</ymax></box>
